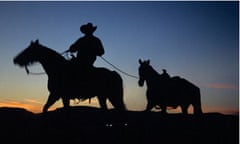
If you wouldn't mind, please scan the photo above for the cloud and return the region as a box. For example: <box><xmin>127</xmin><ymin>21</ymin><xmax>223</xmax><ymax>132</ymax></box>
<box><xmin>207</xmin><ymin>83</ymin><xmax>239</xmax><ymax>90</ymax></box>
<box><xmin>24</xmin><ymin>98</ymin><xmax>42</xmax><ymax>104</ymax></box>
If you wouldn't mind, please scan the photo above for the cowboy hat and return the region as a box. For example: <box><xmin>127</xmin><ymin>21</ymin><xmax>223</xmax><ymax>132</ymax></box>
<box><xmin>80</xmin><ymin>22</ymin><xmax>97</xmax><ymax>34</ymax></box>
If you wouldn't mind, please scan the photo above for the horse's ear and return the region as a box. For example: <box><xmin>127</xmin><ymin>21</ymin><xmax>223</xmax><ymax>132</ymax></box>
<box><xmin>139</xmin><ymin>59</ymin><xmax>143</xmax><ymax>64</ymax></box>
<box><xmin>146</xmin><ymin>59</ymin><xmax>150</xmax><ymax>65</ymax></box>
<box><xmin>35</xmin><ymin>39</ymin><xmax>39</xmax><ymax>44</ymax></box>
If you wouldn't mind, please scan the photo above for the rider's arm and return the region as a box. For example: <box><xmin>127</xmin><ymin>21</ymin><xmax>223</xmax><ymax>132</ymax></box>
<box><xmin>69</xmin><ymin>39</ymin><xmax>80</xmax><ymax>53</ymax></box>
<box><xmin>96</xmin><ymin>38</ymin><xmax>105</xmax><ymax>56</ymax></box>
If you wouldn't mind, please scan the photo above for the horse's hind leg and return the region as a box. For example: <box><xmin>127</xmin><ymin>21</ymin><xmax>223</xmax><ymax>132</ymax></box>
<box><xmin>97</xmin><ymin>96</ymin><xmax>108</xmax><ymax>110</ymax></box>
<box><xmin>180</xmin><ymin>104</ymin><xmax>189</xmax><ymax>115</ymax></box>
<box><xmin>108</xmin><ymin>97</ymin><xmax>126</xmax><ymax>111</ymax></box>
<box><xmin>43</xmin><ymin>92</ymin><xmax>60</xmax><ymax>113</ymax></box>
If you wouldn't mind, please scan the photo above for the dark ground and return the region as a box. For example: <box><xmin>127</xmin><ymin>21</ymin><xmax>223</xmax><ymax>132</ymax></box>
<box><xmin>0</xmin><ymin>106</ymin><xmax>238</xmax><ymax>144</ymax></box>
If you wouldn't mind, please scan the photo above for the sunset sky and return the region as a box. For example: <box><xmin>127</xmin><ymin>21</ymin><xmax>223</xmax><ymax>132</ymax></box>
<box><xmin>0</xmin><ymin>1</ymin><xmax>238</xmax><ymax>114</ymax></box>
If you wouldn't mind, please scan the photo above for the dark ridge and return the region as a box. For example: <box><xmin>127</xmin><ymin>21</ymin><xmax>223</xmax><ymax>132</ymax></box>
<box><xmin>0</xmin><ymin>106</ymin><xmax>33</xmax><ymax>113</ymax></box>
<box><xmin>0</xmin><ymin>106</ymin><xmax>238</xmax><ymax>144</ymax></box>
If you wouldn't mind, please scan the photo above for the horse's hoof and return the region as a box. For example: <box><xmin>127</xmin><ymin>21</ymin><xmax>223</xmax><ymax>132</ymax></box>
<box><xmin>42</xmin><ymin>108</ymin><xmax>48</xmax><ymax>114</ymax></box>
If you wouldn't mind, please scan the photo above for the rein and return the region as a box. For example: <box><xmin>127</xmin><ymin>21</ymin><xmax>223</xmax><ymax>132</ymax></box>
<box><xmin>25</xmin><ymin>65</ymin><xmax>45</xmax><ymax>75</ymax></box>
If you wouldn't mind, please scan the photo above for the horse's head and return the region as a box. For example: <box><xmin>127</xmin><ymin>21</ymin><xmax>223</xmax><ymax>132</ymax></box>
<box><xmin>138</xmin><ymin>59</ymin><xmax>151</xmax><ymax>87</ymax></box>
<box><xmin>13</xmin><ymin>40</ymin><xmax>41</xmax><ymax>67</ymax></box>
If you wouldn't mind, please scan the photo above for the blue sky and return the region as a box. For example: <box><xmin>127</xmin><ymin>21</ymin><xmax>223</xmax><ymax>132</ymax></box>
<box><xmin>0</xmin><ymin>1</ymin><xmax>238</xmax><ymax>114</ymax></box>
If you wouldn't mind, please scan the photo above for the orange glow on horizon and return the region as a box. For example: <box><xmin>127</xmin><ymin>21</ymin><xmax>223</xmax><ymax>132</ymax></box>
<box><xmin>0</xmin><ymin>100</ymin><xmax>42</xmax><ymax>113</ymax></box>
<box><xmin>152</xmin><ymin>105</ymin><xmax>239</xmax><ymax>115</ymax></box>
<box><xmin>0</xmin><ymin>98</ymin><xmax>238</xmax><ymax>115</ymax></box>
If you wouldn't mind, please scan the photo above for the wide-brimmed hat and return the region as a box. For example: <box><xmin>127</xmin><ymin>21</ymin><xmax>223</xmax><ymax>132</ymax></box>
<box><xmin>80</xmin><ymin>23</ymin><xmax>97</xmax><ymax>34</ymax></box>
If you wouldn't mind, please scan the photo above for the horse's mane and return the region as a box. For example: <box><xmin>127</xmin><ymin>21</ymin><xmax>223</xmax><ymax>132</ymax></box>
<box><xmin>148</xmin><ymin>64</ymin><xmax>161</xmax><ymax>77</ymax></box>
<box><xmin>39</xmin><ymin>44</ymin><xmax>67</xmax><ymax>64</ymax></box>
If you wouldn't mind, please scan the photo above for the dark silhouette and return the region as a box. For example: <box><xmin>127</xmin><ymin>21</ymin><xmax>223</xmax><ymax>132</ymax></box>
<box><xmin>68</xmin><ymin>22</ymin><xmax>104</xmax><ymax>69</ymax></box>
<box><xmin>13</xmin><ymin>40</ymin><xmax>126</xmax><ymax>113</ymax></box>
<box><xmin>0</xmin><ymin>107</ymin><xmax>238</xmax><ymax>144</ymax></box>
<box><xmin>138</xmin><ymin>59</ymin><xmax>202</xmax><ymax>115</ymax></box>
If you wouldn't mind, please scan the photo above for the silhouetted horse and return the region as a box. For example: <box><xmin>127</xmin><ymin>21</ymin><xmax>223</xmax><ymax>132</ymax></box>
<box><xmin>13</xmin><ymin>40</ymin><xmax>126</xmax><ymax>113</ymax></box>
<box><xmin>138</xmin><ymin>59</ymin><xmax>202</xmax><ymax>115</ymax></box>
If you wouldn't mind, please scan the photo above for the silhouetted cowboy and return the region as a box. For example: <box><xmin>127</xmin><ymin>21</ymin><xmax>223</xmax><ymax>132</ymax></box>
<box><xmin>68</xmin><ymin>23</ymin><xmax>105</xmax><ymax>68</ymax></box>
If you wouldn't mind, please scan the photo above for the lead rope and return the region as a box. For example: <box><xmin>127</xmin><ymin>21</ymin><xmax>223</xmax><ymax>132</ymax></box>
<box><xmin>25</xmin><ymin>65</ymin><xmax>46</xmax><ymax>75</ymax></box>
<box><xmin>100</xmin><ymin>56</ymin><xmax>139</xmax><ymax>79</ymax></box>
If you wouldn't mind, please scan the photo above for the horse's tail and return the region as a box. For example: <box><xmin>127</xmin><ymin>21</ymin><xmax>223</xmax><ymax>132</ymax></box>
<box><xmin>109</xmin><ymin>71</ymin><xmax>126</xmax><ymax>111</ymax></box>
<box><xmin>179</xmin><ymin>78</ymin><xmax>203</xmax><ymax>115</ymax></box>
<box><xmin>193</xmin><ymin>87</ymin><xmax>203</xmax><ymax>115</ymax></box>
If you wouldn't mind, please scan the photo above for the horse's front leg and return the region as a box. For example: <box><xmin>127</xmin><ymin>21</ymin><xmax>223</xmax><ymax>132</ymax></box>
<box><xmin>161</xmin><ymin>105</ymin><xmax>167</xmax><ymax>114</ymax></box>
<box><xmin>145</xmin><ymin>90</ymin><xmax>154</xmax><ymax>111</ymax></box>
<box><xmin>145</xmin><ymin>100</ymin><xmax>154</xmax><ymax>112</ymax></box>
<box><xmin>43</xmin><ymin>92</ymin><xmax>60</xmax><ymax>113</ymax></box>
<box><xmin>62</xmin><ymin>96</ymin><xmax>70</xmax><ymax>109</ymax></box>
